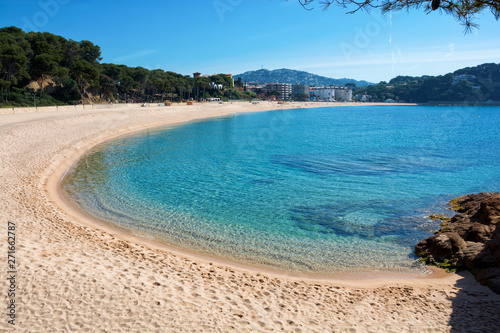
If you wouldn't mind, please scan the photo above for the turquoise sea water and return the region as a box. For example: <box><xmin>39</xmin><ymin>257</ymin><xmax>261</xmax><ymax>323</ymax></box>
<box><xmin>63</xmin><ymin>106</ymin><xmax>500</xmax><ymax>275</ymax></box>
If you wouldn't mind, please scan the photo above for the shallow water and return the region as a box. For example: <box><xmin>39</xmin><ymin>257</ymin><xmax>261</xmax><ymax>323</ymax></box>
<box><xmin>63</xmin><ymin>105</ymin><xmax>500</xmax><ymax>274</ymax></box>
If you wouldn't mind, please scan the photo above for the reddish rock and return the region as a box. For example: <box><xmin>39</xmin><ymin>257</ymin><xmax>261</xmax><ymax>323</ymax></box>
<box><xmin>467</xmin><ymin>222</ymin><xmax>493</xmax><ymax>243</ymax></box>
<box><xmin>452</xmin><ymin>192</ymin><xmax>497</xmax><ymax>215</ymax></box>
<box><xmin>415</xmin><ymin>232</ymin><xmax>466</xmax><ymax>261</ymax></box>
<box><xmin>476</xmin><ymin>194</ymin><xmax>500</xmax><ymax>225</ymax></box>
<box><xmin>461</xmin><ymin>242</ymin><xmax>486</xmax><ymax>267</ymax></box>
<box><xmin>448</xmin><ymin>213</ymin><xmax>471</xmax><ymax>237</ymax></box>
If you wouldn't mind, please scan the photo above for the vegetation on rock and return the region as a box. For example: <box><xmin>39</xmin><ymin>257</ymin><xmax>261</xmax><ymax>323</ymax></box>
<box><xmin>416</xmin><ymin>193</ymin><xmax>500</xmax><ymax>293</ymax></box>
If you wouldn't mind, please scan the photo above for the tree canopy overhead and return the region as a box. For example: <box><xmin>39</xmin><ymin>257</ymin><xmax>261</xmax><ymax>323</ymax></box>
<box><xmin>293</xmin><ymin>0</ymin><xmax>500</xmax><ymax>31</ymax></box>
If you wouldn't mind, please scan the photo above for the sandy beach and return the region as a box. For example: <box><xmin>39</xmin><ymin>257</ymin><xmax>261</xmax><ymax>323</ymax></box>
<box><xmin>1</xmin><ymin>101</ymin><xmax>500</xmax><ymax>332</ymax></box>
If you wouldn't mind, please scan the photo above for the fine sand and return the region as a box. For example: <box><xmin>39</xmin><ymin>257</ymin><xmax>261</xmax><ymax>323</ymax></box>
<box><xmin>1</xmin><ymin>101</ymin><xmax>500</xmax><ymax>332</ymax></box>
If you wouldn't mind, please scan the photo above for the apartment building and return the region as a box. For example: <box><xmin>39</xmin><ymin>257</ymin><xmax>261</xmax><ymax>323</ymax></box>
<box><xmin>292</xmin><ymin>83</ymin><xmax>308</xmax><ymax>96</ymax></box>
<box><xmin>309</xmin><ymin>86</ymin><xmax>336</xmax><ymax>102</ymax></box>
<box><xmin>309</xmin><ymin>86</ymin><xmax>353</xmax><ymax>102</ymax></box>
<box><xmin>335</xmin><ymin>87</ymin><xmax>353</xmax><ymax>102</ymax></box>
<box><xmin>264</xmin><ymin>83</ymin><xmax>292</xmax><ymax>100</ymax></box>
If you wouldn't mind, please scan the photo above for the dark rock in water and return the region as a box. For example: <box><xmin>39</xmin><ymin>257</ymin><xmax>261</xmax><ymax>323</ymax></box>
<box><xmin>449</xmin><ymin>192</ymin><xmax>497</xmax><ymax>215</ymax></box>
<box><xmin>446</xmin><ymin>213</ymin><xmax>470</xmax><ymax>237</ymax></box>
<box><xmin>477</xmin><ymin>195</ymin><xmax>500</xmax><ymax>226</ymax></box>
<box><xmin>415</xmin><ymin>232</ymin><xmax>466</xmax><ymax>261</ymax></box>
<box><xmin>416</xmin><ymin>192</ymin><xmax>500</xmax><ymax>294</ymax></box>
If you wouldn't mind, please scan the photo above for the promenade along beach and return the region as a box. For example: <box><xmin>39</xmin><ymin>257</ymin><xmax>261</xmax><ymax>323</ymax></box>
<box><xmin>2</xmin><ymin>101</ymin><xmax>500</xmax><ymax>332</ymax></box>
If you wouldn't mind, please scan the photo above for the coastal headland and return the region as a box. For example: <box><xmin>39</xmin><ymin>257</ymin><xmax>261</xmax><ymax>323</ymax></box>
<box><xmin>1</xmin><ymin>101</ymin><xmax>500</xmax><ymax>332</ymax></box>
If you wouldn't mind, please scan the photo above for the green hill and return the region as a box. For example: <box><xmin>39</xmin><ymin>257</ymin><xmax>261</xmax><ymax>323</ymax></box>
<box><xmin>355</xmin><ymin>63</ymin><xmax>500</xmax><ymax>104</ymax></box>
<box><xmin>235</xmin><ymin>68</ymin><xmax>373</xmax><ymax>87</ymax></box>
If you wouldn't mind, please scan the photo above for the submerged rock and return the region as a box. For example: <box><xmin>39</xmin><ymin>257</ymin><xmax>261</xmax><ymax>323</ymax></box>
<box><xmin>416</xmin><ymin>192</ymin><xmax>500</xmax><ymax>294</ymax></box>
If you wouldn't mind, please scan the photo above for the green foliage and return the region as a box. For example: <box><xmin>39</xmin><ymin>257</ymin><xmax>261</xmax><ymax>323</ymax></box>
<box><xmin>428</xmin><ymin>214</ymin><xmax>451</xmax><ymax>222</ymax></box>
<box><xmin>221</xmin><ymin>88</ymin><xmax>255</xmax><ymax>100</ymax></box>
<box><xmin>235</xmin><ymin>77</ymin><xmax>243</xmax><ymax>88</ymax></box>
<box><xmin>78</xmin><ymin>40</ymin><xmax>102</xmax><ymax>64</ymax></box>
<box><xmin>449</xmin><ymin>197</ymin><xmax>465</xmax><ymax>212</ymax></box>
<box><xmin>294</xmin><ymin>93</ymin><xmax>310</xmax><ymax>101</ymax></box>
<box><xmin>0</xmin><ymin>27</ymin><xmax>106</xmax><ymax>105</ymax></box>
<box><xmin>209</xmin><ymin>74</ymin><xmax>233</xmax><ymax>88</ymax></box>
<box><xmin>417</xmin><ymin>256</ymin><xmax>458</xmax><ymax>273</ymax></box>
<box><xmin>237</xmin><ymin>68</ymin><xmax>373</xmax><ymax>87</ymax></box>
<box><xmin>266</xmin><ymin>89</ymin><xmax>281</xmax><ymax>97</ymax></box>
<box><xmin>295</xmin><ymin>1</ymin><xmax>500</xmax><ymax>32</ymax></box>
<box><xmin>354</xmin><ymin>63</ymin><xmax>500</xmax><ymax>103</ymax></box>
<box><xmin>32</xmin><ymin>53</ymin><xmax>57</xmax><ymax>78</ymax></box>
<box><xmin>0</xmin><ymin>27</ymin><xmax>31</xmax><ymax>85</ymax></box>
<box><xmin>71</xmin><ymin>59</ymin><xmax>99</xmax><ymax>91</ymax></box>
<box><xmin>0</xmin><ymin>27</ymin><xmax>255</xmax><ymax>106</ymax></box>
<box><xmin>51</xmin><ymin>77</ymin><xmax>80</xmax><ymax>104</ymax></box>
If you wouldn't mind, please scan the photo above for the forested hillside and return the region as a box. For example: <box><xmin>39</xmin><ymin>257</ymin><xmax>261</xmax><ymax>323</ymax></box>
<box><xmin>0</xmin><ymin>27</ymin><xmax>250</xmax><ymax>107</ymax></box>
<box><xmin>354</xmin><ymin>63</ymin><xmax>500</xmax><ymax>103</ymax></box>
<box><xmin>235</xmin><ymin>68</ymin><xmax>373</xmax><ymax>87</ymax></box>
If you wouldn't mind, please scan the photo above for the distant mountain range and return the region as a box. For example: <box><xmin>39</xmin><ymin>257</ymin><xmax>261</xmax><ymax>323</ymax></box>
<box><xmin>234</xmin><ymin>68</ymin><xmax>374</xmax><ymax>87</ymax></box>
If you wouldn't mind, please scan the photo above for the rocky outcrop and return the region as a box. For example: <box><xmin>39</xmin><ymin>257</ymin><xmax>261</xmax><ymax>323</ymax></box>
<box><xmin>415</xmin><ymin>192</ymin><xmax>500</xmax><ymax>294</ymax></box>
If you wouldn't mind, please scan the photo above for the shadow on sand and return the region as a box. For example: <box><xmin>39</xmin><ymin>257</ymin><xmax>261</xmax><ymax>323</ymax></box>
<box><xmin>448</xmin><ymin>271</ymin><xmax>500</xmax><ymax>332</ymax></box>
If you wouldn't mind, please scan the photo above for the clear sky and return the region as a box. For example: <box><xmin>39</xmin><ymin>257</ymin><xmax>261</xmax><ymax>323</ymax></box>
<box><xmin>1</xmin><ymin>0</ymin><xmax>499</xmax><ymax>83</ymax></box>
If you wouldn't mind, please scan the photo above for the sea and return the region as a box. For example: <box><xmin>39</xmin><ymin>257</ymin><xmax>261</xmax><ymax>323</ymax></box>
<box><xmin>62</xmin><ymin>105</ymin><xmax>500</xmax><ymax>275</ymax></box>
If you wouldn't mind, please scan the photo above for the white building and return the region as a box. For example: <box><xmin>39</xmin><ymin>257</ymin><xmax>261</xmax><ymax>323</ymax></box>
<box><xmin>309</xmin><ymin>86</ymin><xmax>353</xmax><ymax>102</ymax></box>
<box><xmin>210</xmin><ymin>82</ymin><xmax>223</xmax><ymax>89</ymax></box>
<box><xmin>264</xmin><ymin>83</ymin><xmax>292</xmax><ymax>100</ymax></box>
<box><xmin>452</xmin><ymin>74</ymin><xmax>476</xmax><ymax>85</ymax></box>
<box><xmin>335</xmin><ymin>87</ymin><xmax>353</xmax><ymax>102</ymax></box>
<box><xmin>309</xmin><ymin>86</ymin><xmax>336</xmax><ymax>102</ymax></box>
<box><xmin>360</xmin><ymin>95</ymin><xmax>372</xmax><ymax>102</ymax></box>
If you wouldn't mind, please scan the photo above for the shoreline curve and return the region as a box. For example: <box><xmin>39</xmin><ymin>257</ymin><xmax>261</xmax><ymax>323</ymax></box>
<box><xmin>53</xmin><ymin>105</ymin><xmax>430</xmax><ymax>281</ymax></box>
<box><xmin>51</xmin><ymin>102</ymin><xmax>429</xmax><ymax>280</ymax></box>
<box><xmin>3</xmin><ymin>101</ymin><xmax>499</xmax><ymax>332</ymax></box>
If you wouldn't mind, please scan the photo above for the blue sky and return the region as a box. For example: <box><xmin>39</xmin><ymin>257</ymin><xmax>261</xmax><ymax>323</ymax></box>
<box><xmin>1</xmin><ymin>0</ymin><xmax>499</xmax><ymax>82</ymax></box>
